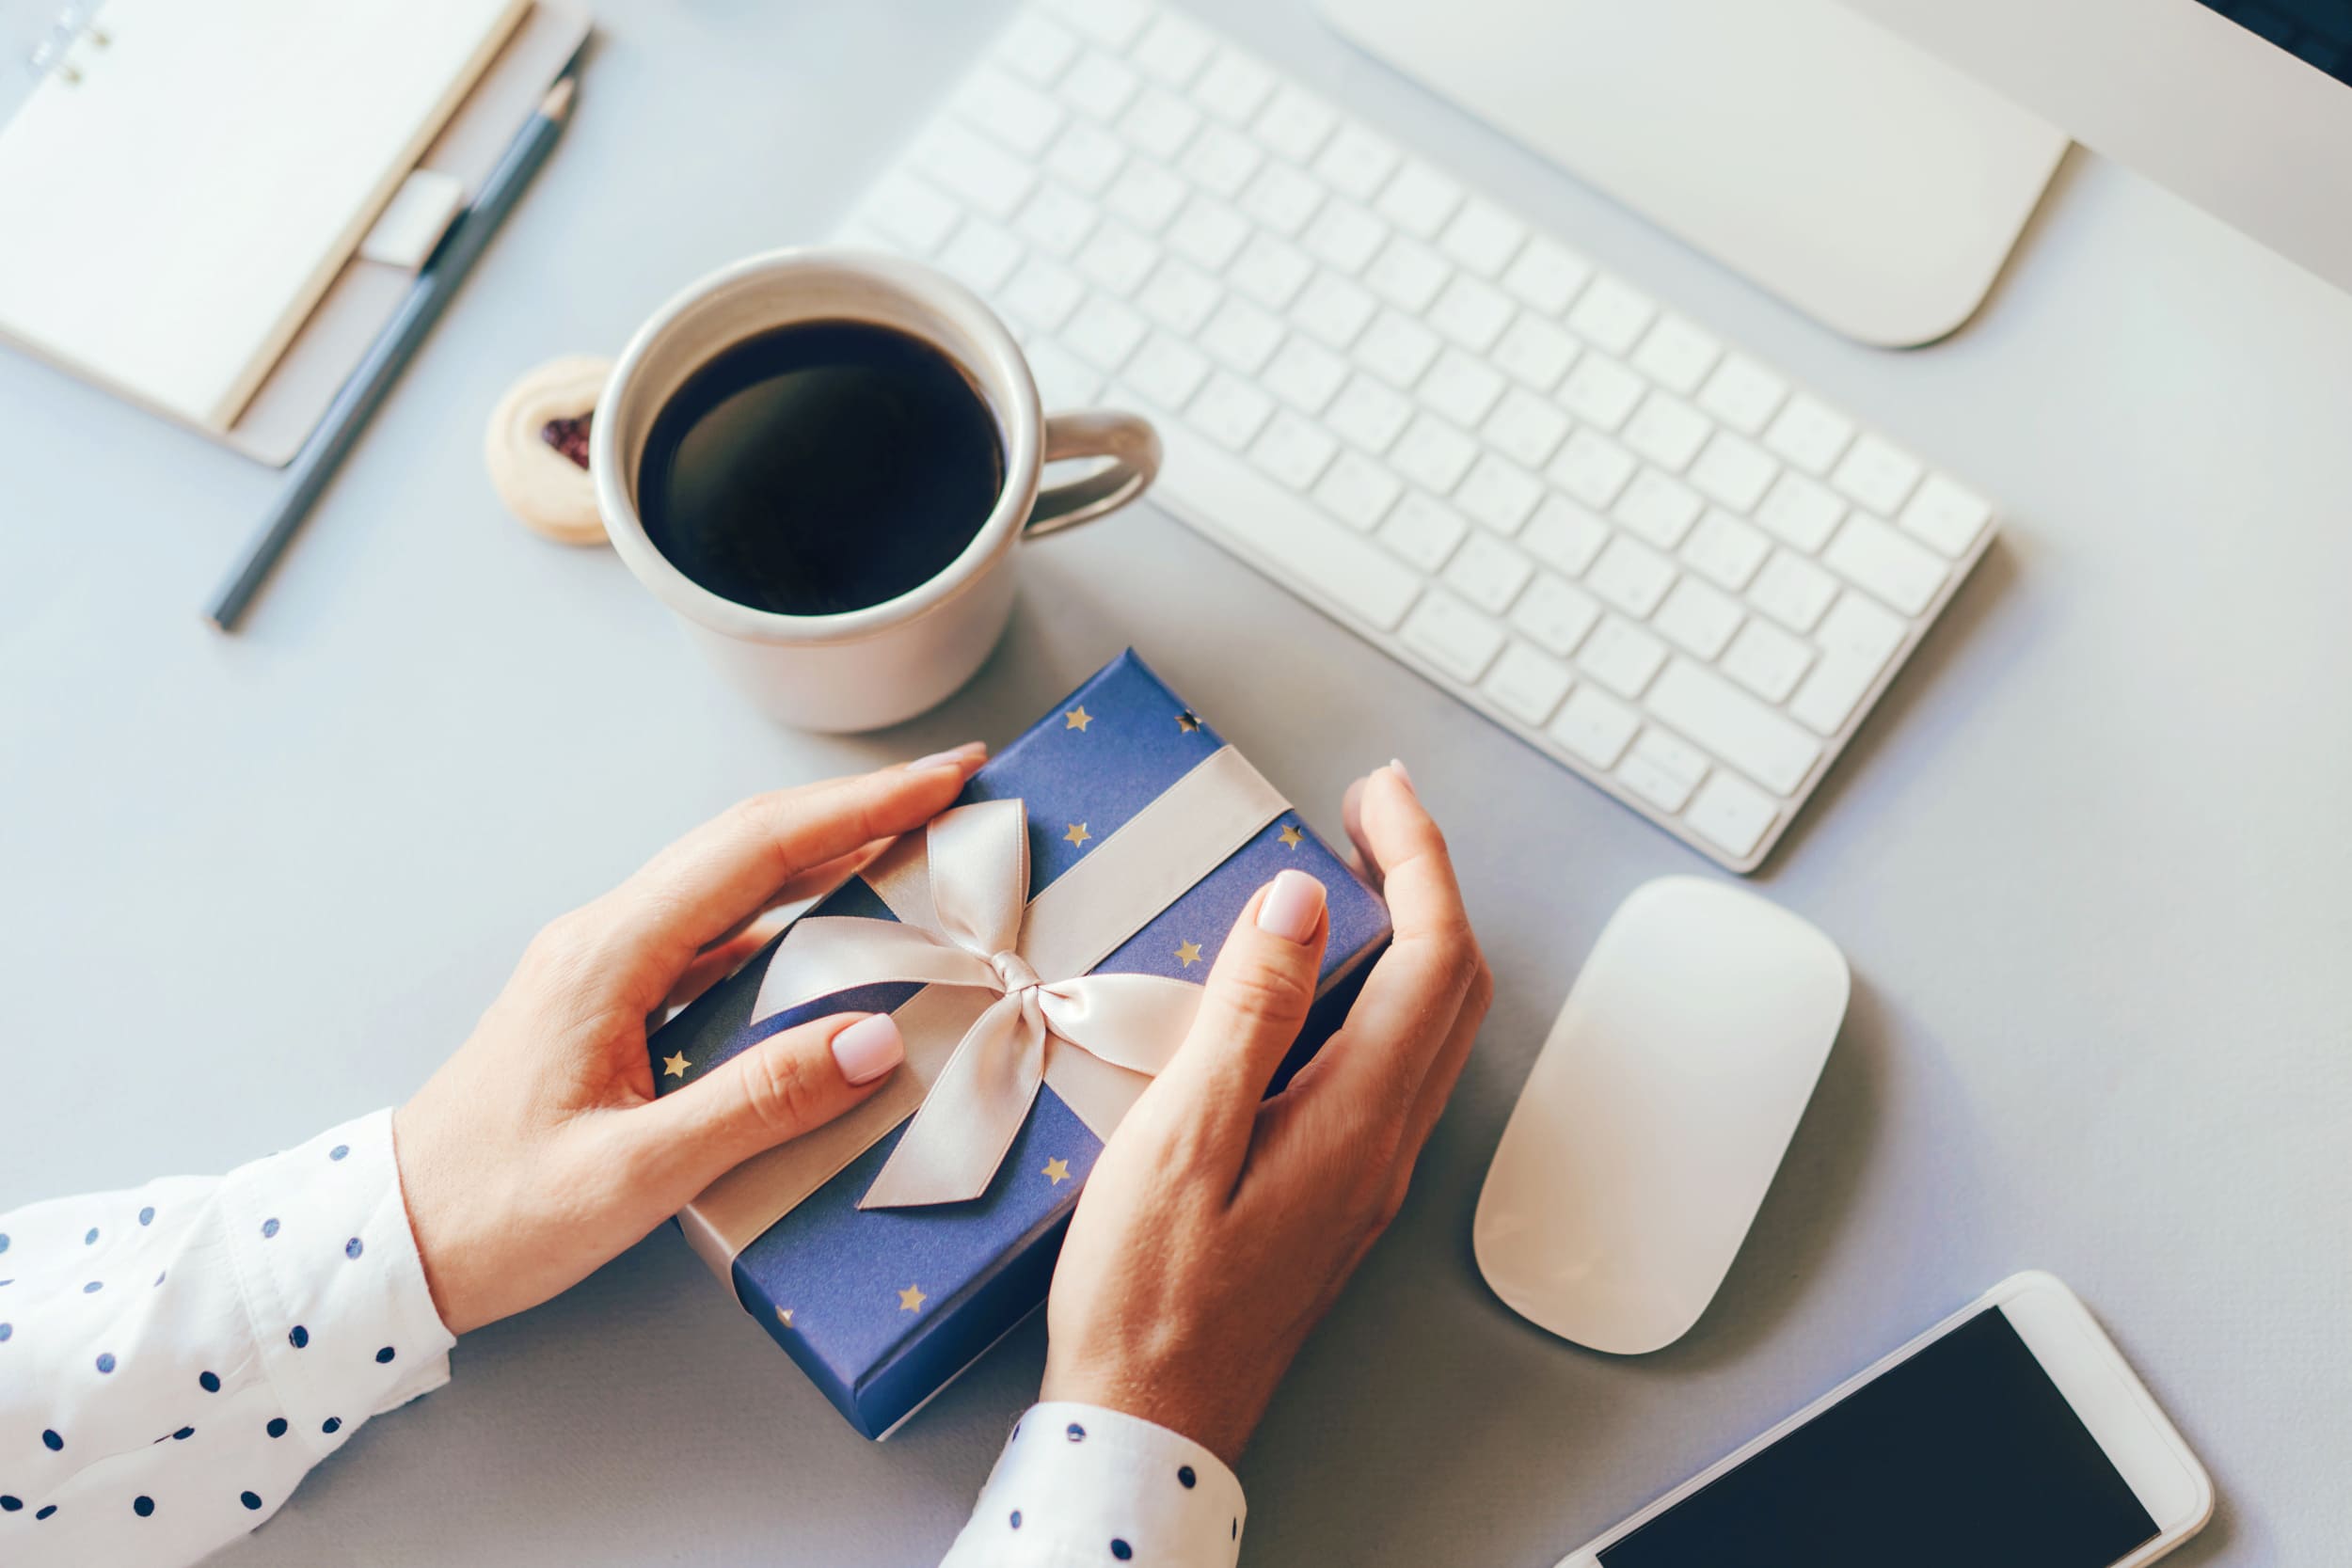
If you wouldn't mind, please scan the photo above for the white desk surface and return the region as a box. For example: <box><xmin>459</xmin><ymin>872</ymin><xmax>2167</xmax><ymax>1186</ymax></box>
<box><xmin>4</xmin><ymin>3</ymin><xmax>2348</xmax><ymax>1562</ymax></box>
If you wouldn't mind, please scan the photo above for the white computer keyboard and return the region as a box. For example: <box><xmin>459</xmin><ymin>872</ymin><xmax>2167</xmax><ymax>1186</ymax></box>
<box><xmin>840</xmin><ymin>0</ymin><xmax>1997</xmax><ymax>872</ymax></box>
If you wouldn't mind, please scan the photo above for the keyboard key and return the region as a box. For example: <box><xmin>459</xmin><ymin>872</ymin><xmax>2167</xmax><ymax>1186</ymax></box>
<box><xmin>1566</xmin><ymin>275</ymin><xmax>1657</xmax><ymax>356</ymax></box>
<box><xmin>1131</xmin><ymin>11</ymin><xmax>1214</xmax><ymax>86</ymax></box>
<box><xmin>1558</xmin><ymin>356</ymin><xmax>1645</xmax><ymax>431</ymax></box>
<box><xmin>1136</xmin><ymin>257</ymin><xmax>1222</xmax><ymax>334</ymax></box>
<box><xmin>1229</xmin><ymin>232</ymin><xmax>1313</xmax><ymax>309</ymax></box>
<box><xmin>1686</xmin><ymin>771</ymin><xmax>1778</xmax><ymax>859</ymax></box>
<box><xmin>1418</xmin><ymin>349</ymin><xmax>1506</xmax><ymax>428</ymax></box>
<box><xmin>1899</xmin><ymin>472</ymin><xmax>1994</xmax><ymax>558</ymax></box>
<box><xmin>1046</xmin><ymin>120</ymin><xmax>1126</xmax><ymax>194</ymax></box>
<box><xmin>1491</xmin><ymin>314</ymin><xmax>1578</xmax><ymax>391</ymax></box>
<box><xmin>1822</xmin><ymin>514</ymin><xmax>1947</xmax><ymax>615</ymax></box>
<box><xmin>1429</xmin><ymin>275</ymin><xmax>1515</xmax><ymax>353</ymax></box>
<box><xmin>1623</xmin><ymin>392</ymin><xmax>1711</xmax><ymax>472</ymax></box>
<box><xmin>1502</xmin><ymin>236</ymin><xmax>1593</xmax><ymax>316</ymax></box>
<box><xmin>1326</xmin><ymin>375</ymin><xmax>1413</xmax><ymax>453</ymax></box>
<box><xmin>1788</xmin><ymin>650</ymin><xmax>1883</xmax><ymax>736</ymax></box>
<box><xmin>958</xmin><ymin>64</ymin><xmax>1067</xmax><ymax>156</ymax></box>
<box><xmin>1830</xmin><ymin>433</ymin><xmax>1924</xmax><ymax>516</ymax></box>
<box><xmin>1120</xmin><ymin>86</ymin><xmax>1202</xmax><ymax>160</ymax></box>
<box><xmin>996</xmin><ymin>12</ymin><xmax>1081</xmax><ymax>86</ymax></box>
<box><xmin>1047</xmin><ymin>0</ymin><xmax>1149</xmax><ymax>49</ymax></box>
<box><xmin>1815</xmin><ymin>591</ymin><xmax>1908</xmax><ymax>668</ymax></box>
<box><xmin>1483</xmin><ymin>388</ymin><xmax>1571</xmax><ymax>468</ymax></box>
<box><xmin>1511</xmin><ymin>573</ymin><xmax>1602</xmax><ymax>656</ymax></box>
<box><xmin>1263</xmin><ymin>335</ymin><xmax>1350</xmax><ymax>414</ymax></box>
<box><xmin>1239</xmin><ymin>162</ymin><xmax>1327</xmax><ymax>238</ymax></box>
<box><xmin>1549</xmin><ymin>684</ymin><xmax>1640</xmax><ymax>768</ymax></box>
<box><xmin>1618</xmin><ymin>747</ymin><xmax>1700</xmax><ymax>814</ymax></box>
<box><xmin>1681</xmin><ymin>508</ymin><xmax>1772</xmax><ymax>591</ymax></box>
<box><xmin>1365</xmin><ymin>237</ymin><xmax>1450</xmax><ymax>313</ymax></box>
<box><xmin>1017</xmin><ymin>182</ymin><xmax>1101</xmax><ymax>256</ymax></box>
<box><xmin>1166</xmin><ymin>194</ymin><xmax>1249</xmax><ymax>268</ymax></box>
<box><xmin>1025</xmin><ymin>339</ymin><xmax>1103</xmax><ymax>409</ymax></box>
<box><xmin>1548</xmin><ymin>429</ymin><xmax>1638</xmax><ymax>510</ymax></box>
<box><xmin>1201</xmin><ymin>297</ymin><xmax>1284</xmax><ymax>372</ymax></box>
<box><xmin>1522</xmin><ymin>497</ymin><xmax>1612</xmax><ymax>577</ymax></box>
<box><xmin>1312</xmin><ymin>449</ymin><xmax>1402</xmax><ymax>529</ymax></box>
<box><xmin>1301</xmin><ymin>200</ymin><xmax>1387</xmax><ymax>274</ymax></box>
<box><xmin>1318</xmin><ymin>126</ymin><xmax>1406</xmax><ymax>204</ymax></box>
<box><xmin>1686</xmin><ymin>432</ymin><xmax>1779</xmax><ymax>514</ymax></box>
<box><xmin>1189</xmin><ymin>371</ymin><xmax>1275</xmax><ymax>449</ymax></box>
<box><xmin>1442</xmin><ymin>531</ymin><xmax>1534</xmax><ymax>613</ymax></box>
<box><xmin>1179</xmin><ymin>439</ymin><xmax>1418</xmax><ymax>630</ymax></box>
<box><xmin>937</xmin><ymin>218</ymin><xmax>1025</xmax><ymax>293</ymax></box>
<box><xmin>1403</xmin><ymin>591</ymin><xmax>1506</xmax><ymax>681</ymax></box>
<box><xmin>1747</xmin><ymin>550</ymin><xmax>1839</xmax><ymax>633</ymax></box>
<box><xmin>1192</xmin><ymin>50</ymin><xmax>1275</xmax><ymax>123</ymax></box>
<box><xmin>1354</xmin><ymin>311</ymin><xmax>1441</xmax><ymax>388</ymax></box>
<box><xmin>1762</xmin><ymin>393</ymin><xmax>1854</xmax><ymax>475</ymax></box>
<box><xmin>1104</xmin><ymin>159</ymin><xmax>1188</xmax><ymax>232</ymax></box>
<box><xmin>1578</xmin><ymin>615</ymin><xmax>1668</xmax><ymax>697</ymax></box>
<box><xmin>1379</xmin><ymin>492</ymin><xmax>1470</xmax><ymax>572</ymax></box>
<box><xmin>1290</xmin><ymin>272</ymin><xmax>1378</xmax><ymax>349</ymax></box>
<box><xmin>1254</xmin><ymin>86</ymin><xmax>1337</xmax><ymax>164</ymax></box>
<box><xmin>866</xmin><ymin>172</ymin><xmax>961</xmax><ymax>251</ymax></box>
<box><xmin>1484</xmin><ymin>641</ymin><xmax>1575</xmax><ymax>726</ymax></box>
<box><xmin>1001</xmin><ymin>257</ymin><xmax>1087</xmax><ymax>331</ymax></box>
<box><xmin>1454</xmin><ymin>453</ymin><xmax>1544</xmax><ymax>536</ymax></box>
<box><xmin>1373</xmin><ymin>160</ymin><xmax>1460</xmax><ymax>236</ymax></box>
<box><xmin>1754</xmin><ymin>471</ymin><xmax>1845</xmax><ymax>552</ymax></box>
<box><xmin>1059</xmin><ymin>52</ymin><xmax>1140</xmax><ymax>121</ymax></box>
<box><xmin>1181</xmin><ymin>124</ymin><xmax>1263</xmax><ymax>196</ymax></box>
<box><xmin>1438</xmin><ymin>198</ymin><xmax>1526</xmax><ymax>277</ymax></box>
<box><xmin>1646</xmin><ymin>659</ymin><xmax>1822</xmax><ymax>796</ymax></box>
<box><xmin>1391</xmin><ymin>415</ymin><xmax>1479</xmax><ymax>494</ymax></box>
<box><xmin>1585</xmin><ymin>537</ymin><xmax>1677</xmax><ymax>619</ymax></box>
<box><xmin>1064</xmin><ymin>293</ymin><xmax>1147</xmax><ymax>371</ymax></box>
<box><xmin>1249</xmin><ymin>409</ymin><xmax>1339</xmax><ymax>490</ymax></box>
<box><xmin>1612</xmin><ymin>469</ymin><xmax>1703</xmax><ymax>550</ymax></box>
<box><xmin>1629</xmin><ymin>314</ymin><xmax>1722</xmax><ymax>396</ymax></box>
<box><xmin>1695</xmin><ymin>352</ymin><xmax>1788</xmax><ymax>436</ymax></box>
<box><xmin>1074</xmin><ymin>220</ymin><xmax>1158</xmax><ymax>293</ymax></box>
<box><xmin>1721</xmin><ymin>618</ymin><xmax>1814</xmax><ymax>704</ymax></box>
<box><xmin>1652</xmin><ymin>577</ymin><xmax>1744</xmax><ymax>659</ymax></box>
<box><xmin>1124</xmin><ymin>333</ymin><xmax>1211</xmax><ymax>409</ymax></box>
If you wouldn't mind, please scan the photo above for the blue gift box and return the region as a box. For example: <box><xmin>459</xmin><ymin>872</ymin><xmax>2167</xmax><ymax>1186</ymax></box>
<box><xmin>646</xmin><ymin>650</ymin><xmax>1390</xmax><ymax>1437</ymax></box>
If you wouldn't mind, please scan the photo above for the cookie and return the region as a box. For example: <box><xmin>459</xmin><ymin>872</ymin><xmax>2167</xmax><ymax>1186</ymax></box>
<box><xmin>485</xmin><ymin>354</ymin><xmax>612</xmax><ymax>546</ymax></box>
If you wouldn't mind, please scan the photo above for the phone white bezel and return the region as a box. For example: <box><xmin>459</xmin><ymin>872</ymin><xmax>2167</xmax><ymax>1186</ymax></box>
<box><xmin>1555</xmin><ymin>1271</ymin><xmax>2215</xmax><ymax>1568</ymax></box>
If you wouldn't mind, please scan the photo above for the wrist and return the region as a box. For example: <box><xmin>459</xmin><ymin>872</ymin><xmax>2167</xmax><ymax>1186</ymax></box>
<box><xmin>1040</xmin><ymin>1357</ymin><xmax>1267</xmax><ymax>1467</ymax></box>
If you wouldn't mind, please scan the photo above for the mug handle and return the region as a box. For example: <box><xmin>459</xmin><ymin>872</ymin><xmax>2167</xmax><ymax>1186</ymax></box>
<box><xmin>1026</xmin><ymin>410</ymin><xmax>1163</xmax><ymax>538</ymax></box>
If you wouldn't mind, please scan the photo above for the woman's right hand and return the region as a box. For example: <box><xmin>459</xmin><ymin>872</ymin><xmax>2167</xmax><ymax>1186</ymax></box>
<box><xmin>1041</xmin><ymin>764</ymin><xmax>1491</xmax><ymax>1464</ymax></box>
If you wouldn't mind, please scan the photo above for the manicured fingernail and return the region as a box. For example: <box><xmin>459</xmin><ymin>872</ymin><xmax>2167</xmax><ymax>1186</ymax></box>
<box><xmin>1388</xmin><ymin>757</ymin><xmax>1415</xmax><ymax>795</ymax></box>
<box><xmin>1257</xmin><ymin>869</ymin><xmax>1326</xmax><ymax>944</ymax></box>
<box><xmin>831</xmin><ymin>1014</ymin><xmax>904</xmax><ymax>1085</ymax></box>
<box><xmin>907</xmin><ymin>742</ymin><xmax>987</xmax><ymax>774</ymax></box>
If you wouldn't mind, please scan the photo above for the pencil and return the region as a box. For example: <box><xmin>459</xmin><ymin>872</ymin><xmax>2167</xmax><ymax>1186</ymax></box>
<box><xmin>206</xmin><ymin>74</ymin><xmax>579</xmax><ymax>633</ymax></box>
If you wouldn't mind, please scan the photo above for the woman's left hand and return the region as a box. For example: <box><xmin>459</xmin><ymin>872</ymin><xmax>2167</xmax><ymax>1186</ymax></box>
<box><xmin>392</xmin><ymin>746</ymin><xmax>986</xmax><ymax>1334</ymax></box>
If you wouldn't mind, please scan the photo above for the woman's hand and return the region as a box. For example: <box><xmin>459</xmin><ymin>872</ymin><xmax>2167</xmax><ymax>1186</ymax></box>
<box><xmin>392</xmin><ymin>746</ymin><xmax>986</xmax><ymax>1335</ymax></box>
<box><xmin>1041</xmin><ymin>764</ymin><xmax>1490</xmax><ymax>1463</ymax></box>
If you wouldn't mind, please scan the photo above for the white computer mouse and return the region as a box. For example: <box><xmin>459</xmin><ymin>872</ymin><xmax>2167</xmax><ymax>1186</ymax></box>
<box><xmin>1474</xmin><ymin>877</ymin><xmax>1849</xmax><ymax>1354</ymax></box>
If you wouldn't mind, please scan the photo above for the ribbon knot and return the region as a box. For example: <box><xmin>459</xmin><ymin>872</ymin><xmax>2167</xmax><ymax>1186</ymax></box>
<box><xmin>988</xmin><ymin>949</ymin><xmax>1040</xmax><ymax>994</ymax></box>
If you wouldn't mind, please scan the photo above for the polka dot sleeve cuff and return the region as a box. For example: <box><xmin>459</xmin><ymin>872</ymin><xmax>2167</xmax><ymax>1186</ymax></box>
<box><xmin>0</xmin><ymin>1109</ymin><xmax>456</xmax><ymax>1568</ymax></box>
<box><xmin>941</xmin><ymin>1402</ymin><xmax>1246</xmax><ymax>1568</ymax></box>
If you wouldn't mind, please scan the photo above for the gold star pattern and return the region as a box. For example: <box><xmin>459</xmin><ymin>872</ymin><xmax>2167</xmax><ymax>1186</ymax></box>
<box><xmin>898</xmin><ymin>1284</ymin><xmax>928</xmax><ymax>1313</ymax></box>
<box><xmin>1278</xmin><ymin>824</ymin><xmax>1304</xmax><ymax>849</ymax></box>
<box><xmin>1175</xmin><ymin>710</ymin><xmax>1200</xmax><ymax>733</ymax></box>
<box><xmin>1065</xmin><ymin>706</ymin><xmax>1092</xmax><ymax>732</ymax></box>
<box><xmin>775</xmin><ymin>1307</ymin><xmax>795</xmax><ymax>1328</ymax></box>
<box><xmin>1175</xmin><ymin>939</ymin><xmax>1202</xmax><ymax>967</ymax></box>
<box><xmin>661</xmin><ymin>1051</ymin><xmax>691</xmax><ymax>1079</ymax></box>
<box><xmin>1064</xmin><ymin>822</ymin><xmax>1091</xmax><ymax>848</ymax></box>
<box><xmin>1041</xmin><ymin>1157</ymin><xmax>1072</xmax><ymax>1186</ymax></box>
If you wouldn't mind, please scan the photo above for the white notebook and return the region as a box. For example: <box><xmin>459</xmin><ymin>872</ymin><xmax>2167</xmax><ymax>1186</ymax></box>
<box><xmin>0</xmin><ymin>0</ymin><xmax>528</xmax><ymax>432</ymax></box>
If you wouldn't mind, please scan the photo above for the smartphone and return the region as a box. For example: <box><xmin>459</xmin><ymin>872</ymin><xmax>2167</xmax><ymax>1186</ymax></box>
<box><xmin>1557</xmin><ymin>1272</ymin><xmax>2213</xmax><ymax>1568</ymax></box>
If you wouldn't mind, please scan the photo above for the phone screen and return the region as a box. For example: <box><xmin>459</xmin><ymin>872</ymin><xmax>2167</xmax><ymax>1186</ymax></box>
<box><xmin>1597</xmin><ymin>1307</ymin><xmax>2159</xmax><ymax>1568</ymax></box>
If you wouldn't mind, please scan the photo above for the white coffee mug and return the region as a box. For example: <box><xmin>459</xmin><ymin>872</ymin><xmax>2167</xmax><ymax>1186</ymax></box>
<box><xmin>591</xmin><ymin>247</ymin><xmax>1159</xmax><ymax>732</ymax></box>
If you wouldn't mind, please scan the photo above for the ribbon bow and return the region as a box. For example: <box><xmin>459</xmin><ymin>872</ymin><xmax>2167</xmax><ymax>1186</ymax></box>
<box><xmin>749</xmin><ymin>799</ymin><xmax>1210</xmax><ymax>1208</ymax></box>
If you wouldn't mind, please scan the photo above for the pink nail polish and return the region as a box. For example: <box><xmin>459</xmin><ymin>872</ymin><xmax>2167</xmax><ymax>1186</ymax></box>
<box><xmin>831</xmin><ymin>1014</ymin><xmax>904</xmax><ymax>1085</ymax></box>
<box><xmin>907</xmin><ymin>742</ymin><xmax>986</xmax><ymax>774</ymax></box>
<box><xmin>1257</xmin><ymin>869</ymin><xmax>1327</xmax><ymax>944</ymax></box>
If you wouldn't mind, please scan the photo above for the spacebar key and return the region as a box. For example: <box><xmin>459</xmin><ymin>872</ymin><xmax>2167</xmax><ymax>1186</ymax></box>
<box><xmin>1645</xmin><ymin>658</ymin><xmax>1823</xmax><ymax>797</ymax></box>
<box><xmin>1156</xmin><ymin>425</ymin><xmax>1422</xmax><ymax>631</ymax></box>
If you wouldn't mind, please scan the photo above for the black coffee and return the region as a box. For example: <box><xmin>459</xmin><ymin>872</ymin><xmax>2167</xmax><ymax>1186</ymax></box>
<box><xmin>638</xmin><ymin>321</ymin><xmax>1005</xmax><ymax>616</ymax></box>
